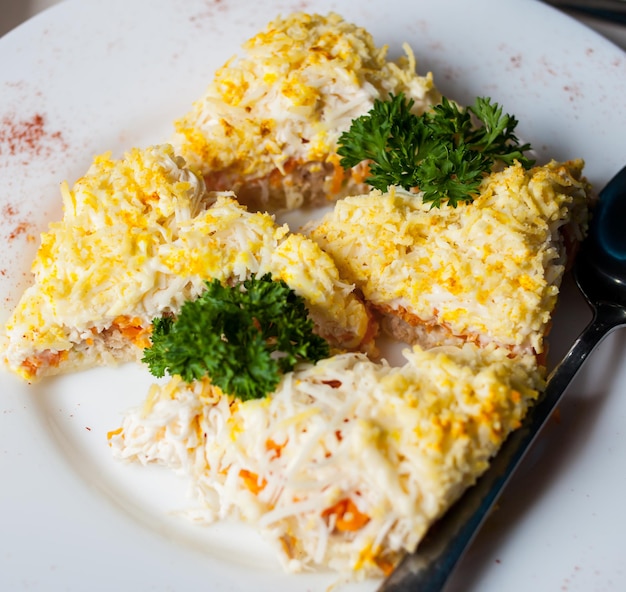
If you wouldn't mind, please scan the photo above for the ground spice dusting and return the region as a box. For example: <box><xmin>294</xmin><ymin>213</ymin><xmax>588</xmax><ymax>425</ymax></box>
<box><xmin>3</xmin><ymin>202</ymin><xmax>35</xmax><ymax>243</ymax></box>
<box><xmin>3</xmin><ymin>204</ymin><xmax>17</xmax><ymax>217</ymax></box>
<box><xmin>8</xmin><ymin>221</ymin><xmax>32</xmax><ymax>241</ymax></box>
<box><xmin>0</xmin><ymin>112</ymin><xmax>67</xmax><ymax>159</ymax></box>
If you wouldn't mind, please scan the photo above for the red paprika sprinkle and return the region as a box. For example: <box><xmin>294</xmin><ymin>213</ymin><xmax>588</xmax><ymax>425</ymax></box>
<box><xmin>0</xmin><ymin>112</ymin><xmax>67</xmax><ymax>159</ymax></box>
<box><xmin>8</xmin><ymin>221</ymin><xmax>32</xmax><ymax>241</ymax></box>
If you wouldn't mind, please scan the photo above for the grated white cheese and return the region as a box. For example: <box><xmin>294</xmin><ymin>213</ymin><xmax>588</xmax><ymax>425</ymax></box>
<box><xmin>110</xmin><ymin>342</ymin><xmax>543</xmax><ymax>577</ymax></box>
<box><xmin>308</xmin><ymin>160</ymin><xmax>592</xmax><ymax>356</ymax></box>
<box><xmin>172</xmin><ymin>12</ymin><xmax>441</xmax><ymax>210</ymax></box>
<box><xmin>2</xmin><ymin>144</ymin><xmax>372</xmax><ymax>381</ymax></box>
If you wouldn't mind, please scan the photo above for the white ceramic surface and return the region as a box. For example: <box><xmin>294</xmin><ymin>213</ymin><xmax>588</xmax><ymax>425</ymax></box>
<box><xmin>1</xmin><ymin>1</ymin><xmax>625</xmax><ymax>591</ymax></box>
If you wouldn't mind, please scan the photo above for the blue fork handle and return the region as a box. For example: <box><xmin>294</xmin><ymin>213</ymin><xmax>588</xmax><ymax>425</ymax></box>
<box><xmin>378</xmin><ymin>303</ymin><xmax>626</xmax><ymax>592</ymax></box>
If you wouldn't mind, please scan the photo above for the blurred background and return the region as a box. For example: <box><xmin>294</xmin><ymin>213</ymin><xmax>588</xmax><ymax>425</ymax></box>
<box><xmin>1</xmin><ymin>0</ymin><xmax>58</xmax><ymax>36</ymax></box>
<box><xmin>0</xmin><ymin>0</ymin><xmax>625</xmax><ymax>49</ymax></box>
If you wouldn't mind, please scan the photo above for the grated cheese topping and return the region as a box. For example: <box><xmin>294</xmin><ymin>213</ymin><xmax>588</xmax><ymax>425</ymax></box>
<box><xmin>0</xmin><ymin>10</ymin><xmax>595</xmax><ymax>582</ymax></box>
<box><xmin>308</xmin><ymin>160</ymin><xmax>592</xmax><ymax>355</ymax></box>
<box><xmin>2</xmin><ymin>144</ymin><xmax>371</xmax><ymax>381</ymax></box>
<box><xmin>172</xmin><ymin>12</ymin><xmax>441</xmax><ymax>208</ymax></box>
<box><xmin>109</xmin><ymin>342</ymin><xmax>543</xmax><ymax>576</ymax></box>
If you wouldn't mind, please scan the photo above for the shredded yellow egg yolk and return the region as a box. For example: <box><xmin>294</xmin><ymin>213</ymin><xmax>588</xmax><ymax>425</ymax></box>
<box><xmin>173</xmin><ymin>12</ymin><xmax>440</xmax><ymax>184</ymax></box>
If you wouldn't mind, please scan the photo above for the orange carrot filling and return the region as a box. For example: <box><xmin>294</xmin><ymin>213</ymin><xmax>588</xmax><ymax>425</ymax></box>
<box><xmin>239</xmin><ymin>469</ymin><xmax>267</xmax><ymax>495</ymax></box>
<box><xmin>265</xmin><ymin>438</ymin><xmax>284</xmax><ymax>459</ymax></box>
<box><xmin>112</xmin><ymin>315</ymin><xmax>152</xmax><ymax>348</ymax></box>
<box><xmin>329</xmin><ymin>156</ymin><xmax>346</xmax><ymax>195</ymax></box>
<box><xmin>322</xmin><ymin>498</ymin><xmax>370</xmax><ymax>532</ymax></box>
<box><xmin>373</xmin><ymin>553</ymin><xmax>396</xmax><ymax>576</ymax></box>
<box><xmin>20</xmin><ymin>349</ymin><xmax>69</xmax><ymax>377</ymax></box>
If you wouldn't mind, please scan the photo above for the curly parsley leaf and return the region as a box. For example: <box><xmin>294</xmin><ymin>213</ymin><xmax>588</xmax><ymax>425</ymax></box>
<box><xmin>337</xmin><ymin>94</ymin><xmax>534</xmax><ymax>207</ymax></box>
<box><xmin>142</xmin><ymin>274</ymin><xmax>330</xmax><ymax>401</ymax></box>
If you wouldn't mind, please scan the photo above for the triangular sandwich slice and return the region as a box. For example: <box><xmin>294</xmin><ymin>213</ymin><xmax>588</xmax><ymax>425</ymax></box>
<box><xmin>109</xmin><ymin>342</ymin><xmax>543</xmax><ymax>576</ymax></box>
<box><xmin>2</xmin><ymin>144</ymin><xmax>374</xmax><ymax>382</ymax></box>
<box><xmin>171</xmin><ymin>11</ymin><xmax>441</xmax><ymax>212</ymax></box>
<box><xmin>308</xmin><ymin>160</ymin><xmax>592</xmax><ymax>361</ymax></box>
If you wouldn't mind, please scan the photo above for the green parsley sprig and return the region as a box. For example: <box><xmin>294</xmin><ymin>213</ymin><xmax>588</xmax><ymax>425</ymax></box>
<box><xmin>142</xmin><ymin>274</ymin><xmax>330</xmax><ymax>401</ymax></box>
<box><xmin>337</xmin><ymin>94</ymin><xmax>534</xmax><ymax>207</ymax></box>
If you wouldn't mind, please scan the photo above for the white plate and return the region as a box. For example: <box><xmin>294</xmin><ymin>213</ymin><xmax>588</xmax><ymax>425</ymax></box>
<box><xmin>1</xmin><ymin>1</ymin><xmax>625</xmax><ymax>590</ymax></box>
